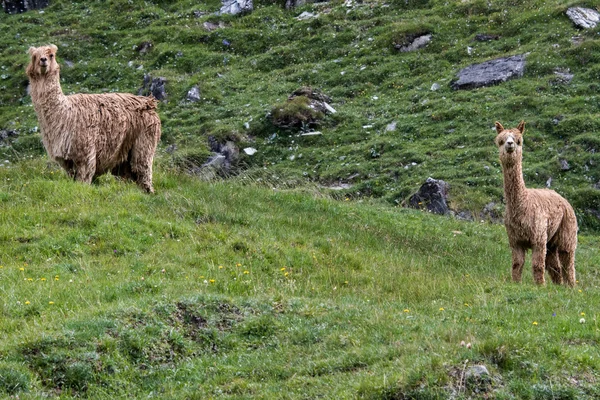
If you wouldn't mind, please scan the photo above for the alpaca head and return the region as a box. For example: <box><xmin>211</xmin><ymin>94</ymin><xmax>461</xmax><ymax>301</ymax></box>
<box><xmin>26</xmin><ymin>44</ymin><xmax>59</xmax><ymax>79</ymax></box>
<box><xmin>495</xmin><ymin>121</ymin><xmax>525</xmax><ymax>167</ymax></box>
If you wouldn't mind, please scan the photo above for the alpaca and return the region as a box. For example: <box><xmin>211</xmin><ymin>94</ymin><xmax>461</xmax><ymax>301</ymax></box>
<box><xmin>26</xmin><ymin>45</ymin><xmax>161</xmax><ymax>193</ymax></box>
<box><xmin>495</xmin><ymin>121</ymin><xmax>577</xmax><ymax>286</ymax></box>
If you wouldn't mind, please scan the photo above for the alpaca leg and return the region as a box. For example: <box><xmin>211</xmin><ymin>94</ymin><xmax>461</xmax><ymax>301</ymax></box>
<box><xmin>559</xmin><ymin>251</ymin><xmax>576</xmax><ymax>287</ymax></box>
<box><xmin>531</xmin><ymin>244</ymin><xmax>547</xmax><ymax>285</ymax></box>
<box><xmin>74</xmin><ymin>157</ymin><xmax>96</xmax><ymax>184</ymax></box>
<box><xmin>130</xmin><ymin>146</ymin><xmax>155</xmax><ymax>193</ymax></box>
<box><xmin>130</xmin><ymin>131</ymin><xmax>159</xmax><ymax>193</ymax></box>
<box><xmin>545</xmin><ymin>248</ymin><xmax>562</xmax><ymax>284</ymax></box>
<box><xmin>511</xmin><ymin>247</ymin><xmax>525</xmax><ymax>282</ymax></box>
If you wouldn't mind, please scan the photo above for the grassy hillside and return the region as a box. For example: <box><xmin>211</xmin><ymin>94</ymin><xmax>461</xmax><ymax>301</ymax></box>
<box><xmin>2</xmin><ymin>0</ymin><xmax>600</xmax><ymax>398</ymax></box>
<box><xmin>2</xmin><ymin>0</ymin><xmax>600</xmax><ymax>229</ymax></box>
<box><xmin>1</xmin><ymin>160</ymin><xmax>600</xmax><ymax>399</ymax></box>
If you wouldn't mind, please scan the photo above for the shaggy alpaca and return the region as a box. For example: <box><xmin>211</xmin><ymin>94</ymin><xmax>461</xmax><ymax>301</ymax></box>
<box><xmin>26</xmin><ymin>45</ymin><xmax>161</xmax><ymax>193</ymax></box>
<box><xmin>495</xmin><ymin>121</ymin><xmax>577</xmax><ymax>286</ymax></box>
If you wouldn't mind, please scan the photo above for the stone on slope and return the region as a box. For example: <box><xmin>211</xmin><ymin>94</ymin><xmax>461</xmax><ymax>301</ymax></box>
<box><xmin>566</xmin><ymin>7</ymin><xmax>600</xmax><ymax>29</ymax></box>
<box><xmin>452</xmin><ymin>54</ymin><xmax>526</xmax><ymax>90</ymax></box>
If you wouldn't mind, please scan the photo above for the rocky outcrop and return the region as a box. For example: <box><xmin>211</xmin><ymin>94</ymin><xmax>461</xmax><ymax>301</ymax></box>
<box><xmin>138</xmin><ymin>75</ymin><xmax>167</xmax><ymax>101</ymax></box>
<box><xmin>271</xmin><ymin>87</ymin><xmax>336</xmax><ymax>129</ymax></box>
<box><xmin>566</xmin><ymin>7</ymin><xmax>600</xmax><ymax>29</ymax></box>
<box><xmin>406</xmin><ymin>177</ymin><xmax>450</xmax><ymax>215</ymax></box>
<box><xmin>186</xmin><ymin>86</ymin><xmax>201</xmax><ymax>102</ymax></box>
<box><xmin>452</xmin><ymin>54</ymin><xmax>526</xmax><ymax>90</ymax></box>
<box><xmin>219</xmin><ymin>0</ymin><xmax>252</xmax><ymax>15</ymax></box>
<box><xmin>395</xmin><ymin>34</ymin><xmax>432</xmax><ymax>52</ymax></box>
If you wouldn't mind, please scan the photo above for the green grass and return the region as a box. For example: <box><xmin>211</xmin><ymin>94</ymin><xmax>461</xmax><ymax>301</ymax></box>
<box><xmin>1</xmin><ymin>161</ymin><xmax>600</xmax><ymax>398</ymax></box>
<box><xmin>2</xmin><ymin>0</ymin><xmax>600</xmax><ymax>397</ymax></box>
<box><xmin>2</xmin><ymin>0</ymin><xmax>600</xmax><ymax>229</ymax></box>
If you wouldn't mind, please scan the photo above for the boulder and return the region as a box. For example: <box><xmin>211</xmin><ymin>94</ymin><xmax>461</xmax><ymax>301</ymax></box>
<box><xmin>465</xmin><ymin>365</ymin><xmax>490</xmax><ymax>380</ymax></box>
<box><xmin>551</xmin><ymin>68</ymin><xmax>574</xmax><ymax>85</ymax></box>
<box><xmin>474</xmin><ymin>33</ymin><xmax>499</xmax><ymax>42</ymax></box>
<box><xmin>271</xmin><ymin>87</ymin><xmax>335</xmax><ymax>129</ymax></box>
<box><xmin>2</xmin><ymin>0</ymin><xmax>48</xmax><ymax>14</ymax></box>
<box><xmin>219</xmin><ymin>0</ymin><xmax>252</xmax><ymax>15</ymax></box>
<box><xmin>138</xmin><ymin>74</ymin><xmax>167</xmax><ymax>101</ymax></box>
<box><xmin>566</xmin><ymin>7</ymin><xmax>600</xmax><ymax>29</ymax></box>
<box><xmin>285</xmin><ymin>0</ymin><xmax>306</xmax><ymax>8</ymax></box>
<box><xmin>406</xmin><ymin>177</ymin><xmax>450</xmax><ymax>215</ymax></box>
<box><xmin>452</xmin><ymin>54</ymin><xmax>526</xmax><ymax>90</ymax></box>
<box><xmin>203</xmin><ymin>21</ymin><xmax>226</xmax><ymax>31</ymax></box>
<box><xmin>0</xmin><ymin>129</ymin><xmax>18</xmax><ymax>144</ymax></box>
<box><xmin>186</xmin><ymin>86</ymin><xmax>201</xmax><ymax>102</ymax></box>
<box><xmin>395</xmin><ymin>34</ymin><xmax>432</xmax><ymax>52</ymax></box>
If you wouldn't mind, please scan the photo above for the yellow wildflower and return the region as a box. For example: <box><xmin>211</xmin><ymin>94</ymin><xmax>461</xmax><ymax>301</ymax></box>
<box><xmin>49</xmin><ymin>301</ymin><xmax>54</xmax><ymax>305</ymax></box>
<box><xmin>243</xmin><ymin>270</ymin><xmax>249</xmax><ymax>274</ymax></box>
<box><xmin>25</xmin><ymin>301</ymin><xmax>30</xmax><ymax>305</ymax></box>
<box><xmin>40</xmin><ymin>277</ymin><xmax>46</xmax><ymax>281</ymax></box>
<box><xmin>219</xmin><ymin>265</ymin><xmax>224</xmax><ymax>269</ymax></box>
<box><xmin>532</xmin><ymin>321</ymin><xmax>538</xmax><ymax>326</ymax></box>
<box><xmin>439</xmin><ymin>307</ymin><xmax>445</xmax><ymax>311</ymax></box>
<box><xmin>209</xmin><ymin>279</ymin><xmax>215</xmax><ymax>283</ymax></box>
<box><xmin>403</xmin><ymin>309</ymin><xmax>410</xmax><ymax>313</ymax></box>
<box><xmin>19</xmin><ymin>267</ymin><xmax>24</xmax><ymax>271</ymax></box>
<box><xmin>580</xmin><ymin>312</ymin><xmax>585</xmax><ymax>316</ymax></box>
<box><xmin>280</xmin><ymin>267</ymin><xmax>286</xmax><ymax>271</ymax></box>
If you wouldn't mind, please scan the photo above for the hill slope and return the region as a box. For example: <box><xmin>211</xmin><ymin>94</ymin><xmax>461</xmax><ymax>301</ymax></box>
<box><xmin>2</xmin><ymin>0</ymin><xmax>600</xmax><ymax>230</ymax></box>
<box><xmin>1</xmin><ymin>160</ymin><xmax>600</xmax><ymax>398</ymax></box>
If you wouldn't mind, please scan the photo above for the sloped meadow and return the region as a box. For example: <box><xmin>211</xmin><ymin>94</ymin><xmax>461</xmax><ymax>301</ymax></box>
<box><xmin>2</xmin><ymin>0</ymin><xmax>600</xmax><ymax>398</ymax></box>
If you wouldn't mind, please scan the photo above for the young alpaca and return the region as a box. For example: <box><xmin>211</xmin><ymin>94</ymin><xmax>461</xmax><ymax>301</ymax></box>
<box><xmin>495</xmin><ymin>121</ymin><xmax>577</xmax><ymax>286</ymax></box>
<box><xmin>26</xmin><ymin>45</ymin><xmax>161</xmax><ymax>193</ymax></box>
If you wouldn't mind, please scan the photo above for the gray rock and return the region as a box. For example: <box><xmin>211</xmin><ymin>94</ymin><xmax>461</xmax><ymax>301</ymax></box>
<box><xmin>452</xmin><ymin>54</ymin><xmax>526</xmax><ymax>90</ymax></box>
<box><xmin>430</xmin><ymin>83</ymin><xmax>441</xmax><ymax>91</ymax></box>
<box><xmin>566</xmin><ymin>7</ymin><xmax>600</xmax><ymax>29</ymax></box>
<box><xmin>395</xmin><ymin>34</ymin><xmax>432</xmax><ymax>52</ymax></box>
<box><xmin>296</xmin><ymin>11</ymin><xmax>317</xmax><ymax>20</ymax></box>
<box><xmin>456</xmin><ymin>210</ymin><xmax>474</xmax><ymax>221</ymax></box>
<box><xmin>285</xmin><ymin>0</ymin><xmax>306</xmax><ymax>9</ymax></box>
<box><xmin>546</xmin><ymin>177</ymin><xmax>552</xmax><ymax>188</ymax></box>
<box><xmin>385</xmin><ymin>121</ymin><xmax>397</xmax><ymax>132</ymax></box>
<box><xmin>465</xmin><ymin>365</ymin><xmax>490</xmax><ymax>382</ymax></box>
<box><xmin>203</xmin><ymin>21</ymin><xmax>225</xmax><ymax>31</ymax></box>
<box><xmin>203</xmin><ymin>154</ymin><xmax>226</xmax><ymax>169</ymax></box>
<box><xmin>138</xmin><ymin>74</ymin><xmax>167</xmax><ymax>101</ymax></box>
<box><xmin>219</xmin><ymin>0</ymin><xmax>253</xmax><ymax>15</ymax></box>
<box><xmin>406</xmin><ymin>177</ymin><xmax>450</xmax><ymax>215</ymax></box>
<box><xmin>474</xmin><ymin>33</ymin><xmax>500</xmax><ymax>42</ymax></box>
<box><xmin>560</xmin><ymin>159</ymin><xmax>570</xmax><ymax>171</ymax></box>
<box><xmin>2</xmin><ymin>0</ymin><xmax>48</xmax><ymax>14</ymax></box>
<box><xmin>186</xmin><ymin>86</ymin><xmax>201</xmax><ymax>102</ymax></box>
<box><xmin>551</xmin><ymin>68</ymin><xmax>574</xmax><ymax>85</ymax></box>
<box><xmin>136</xmin><ymin>41</ymin><xmax>153</xmax><ymax>55</ymax></box>
<box><xmin>482</xmin><ymin>202</ymin><xmax>502</xmax><ymax>223</ymax></box>
<box><xmin>0</xmin><ymin>129</ymin><xmax>18</xmax><ymax>144</ymax></box>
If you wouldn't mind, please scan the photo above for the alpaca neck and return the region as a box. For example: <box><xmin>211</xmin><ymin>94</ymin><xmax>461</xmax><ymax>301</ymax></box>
<box><xmin>29</xmin><ymin>71</ymin><xmax>67</xmax><ymax>116</ymax></box>
<box><xmin>502</xmin><ymin>159</ymin><xmax>528</xmax><ymax>212</ymax></box>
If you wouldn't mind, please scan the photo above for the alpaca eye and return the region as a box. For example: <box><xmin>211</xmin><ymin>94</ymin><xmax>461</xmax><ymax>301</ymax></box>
<box><xmin>49</xmin><ymin>54</ymin><xmax>54</xmax><ymax>59</ymax></box>
<box><xmin>499</xmin><ymin>140</ymin><xmax>504</xmax><ymax>146</ymax></box>
<box><xmin>516</xmin><ymin>139</ymin><xmax>521</xmax><ymax>145</ymax></box>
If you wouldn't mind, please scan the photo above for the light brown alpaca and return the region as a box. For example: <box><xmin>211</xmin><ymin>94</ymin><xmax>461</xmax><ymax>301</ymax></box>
<box><xmin>495</xmin><ymin>121</ymin><xmax>577</xmax><ymax>286</ymax></box>
<box><xmin>26</xmin><ymin>45</ymin><xmax>161</xmax><ymax>193</ymax></box>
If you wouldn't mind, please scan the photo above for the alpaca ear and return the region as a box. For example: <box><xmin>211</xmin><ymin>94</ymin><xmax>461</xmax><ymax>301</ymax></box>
<box><xmin>495</xmin><ymin>121</ymin><xmax>504</xmax><ymax>135</ymax></box>
<box><xmin>28</xmin><ymin>47</ymin><xmax>36</xmax><ymax>55</ymax></box>
<box><xmin>517</xmin><ymin>120</ymin><xmax>525</xmax><ymax>134</ymax></box>
<box><xmin>50</xmin><ymin>44</ymin><xmax>58</xmax><ymax>52</ymax></box>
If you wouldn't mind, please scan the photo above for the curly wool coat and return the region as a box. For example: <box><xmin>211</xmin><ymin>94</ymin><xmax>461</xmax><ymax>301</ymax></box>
<box><xmin>26</xmin><ymin>45</ymin><xmax>161</xmax><ymax>193</ymax></box>
<box><xmin>495</xmin><ymin>121</ymin><xmax>577</xmax><ymax>286</ymax></box>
